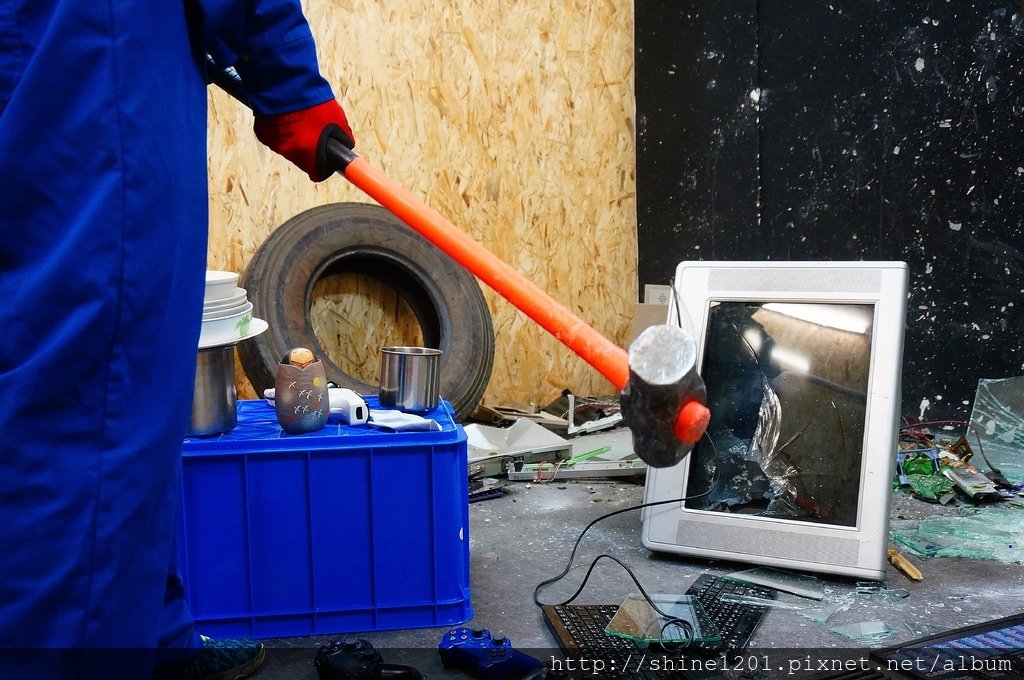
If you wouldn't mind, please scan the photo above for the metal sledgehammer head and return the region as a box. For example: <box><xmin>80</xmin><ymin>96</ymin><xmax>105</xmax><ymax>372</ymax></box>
<box><xmin>619</xmin><ymin>324</ymin><xmax>710</xmax><ymax>468</ymax></box>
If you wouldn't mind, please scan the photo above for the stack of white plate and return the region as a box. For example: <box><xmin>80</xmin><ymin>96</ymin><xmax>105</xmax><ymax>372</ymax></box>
<box><xmin>199</xmin><ymin>270</ymin><xmax>267</xmax><ymax>349</ymax></box>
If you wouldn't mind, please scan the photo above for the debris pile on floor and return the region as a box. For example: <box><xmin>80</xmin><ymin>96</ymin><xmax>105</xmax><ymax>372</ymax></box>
<box><xmin>890</xmin><ymin>377</ymin><xmax>1024</xmax><ymax>563</ymax></box>
<box><xmin>466</xmin><ymin>390</ymin><xmax>641</xmax><ymax>482</ymax></box>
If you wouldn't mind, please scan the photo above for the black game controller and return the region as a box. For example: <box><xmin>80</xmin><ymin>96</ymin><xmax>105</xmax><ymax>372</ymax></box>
<box><xmin>315</xmin><ymin>639</ymin><xmax>422</xmax><ymax>680</ymax></box>
<box><xmin>438</xmin><ymin>627</ymin><xmax>544</xmax><ymax>680</ymax></box>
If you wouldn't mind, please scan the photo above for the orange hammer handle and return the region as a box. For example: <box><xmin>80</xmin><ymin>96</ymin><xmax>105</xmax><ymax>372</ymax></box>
<box><xmin>201</xmin><ymin>61</ymin><xmax>630</xmax><ymax>387</ymax></box>
<box><xmin>200</xmin><ymin>63</ymin><xmax>633</xmax><ymax>396</ymax></box>
<box><xmin>343</xmin><ymin>155</ymin><xmax>630</xmax><ymax>391</ymax></box>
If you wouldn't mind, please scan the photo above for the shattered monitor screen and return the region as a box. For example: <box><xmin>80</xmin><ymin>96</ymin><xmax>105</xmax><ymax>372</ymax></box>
<box><xmin>685</xmin><ymin>301</ymin><xmax>875</xmax><ymax>527</ymax></box>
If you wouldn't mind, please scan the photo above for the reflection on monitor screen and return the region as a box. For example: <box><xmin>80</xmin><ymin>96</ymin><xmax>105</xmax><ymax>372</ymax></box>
<box><xmin>686</xmin><ymin>301</ymin><xmax>874</xmax><ymax>527</ymax></box>
<box><xmin>640</xmin><ymin>261</ymin><xmax>909</xmax><ymax>580</ymax></box>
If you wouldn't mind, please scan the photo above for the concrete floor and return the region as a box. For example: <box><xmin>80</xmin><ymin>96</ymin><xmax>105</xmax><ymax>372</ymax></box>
<box><xmin>246</xmin><ymin>475</ymin><xmax>1024</xmax><ymax>680</ymax></box>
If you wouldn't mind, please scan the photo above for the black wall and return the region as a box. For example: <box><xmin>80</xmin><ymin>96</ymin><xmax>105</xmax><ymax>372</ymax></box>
<box><xmin>635</xmin><ymin>1</ymin><xmax>1024</xmax><ymax>420</ymax></box>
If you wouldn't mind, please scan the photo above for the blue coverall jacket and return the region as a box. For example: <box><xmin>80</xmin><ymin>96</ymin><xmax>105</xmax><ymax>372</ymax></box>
<box><xmin>0</xmin><ymin>0</ymin><xmax>334</xmax><ymax>673</ymax></box>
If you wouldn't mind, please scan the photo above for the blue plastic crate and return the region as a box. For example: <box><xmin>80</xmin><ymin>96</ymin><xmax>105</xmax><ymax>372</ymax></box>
<box><xmin>177</xmin><ymin>397</ymin><xmax>472</xmax><ymax>639</ymax></box>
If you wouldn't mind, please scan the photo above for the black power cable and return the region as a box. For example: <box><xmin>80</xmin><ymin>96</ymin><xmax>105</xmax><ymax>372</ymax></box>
<box><xmin>532</xmin><ymin>434</ymin><xmax>722</xmax><ymax>646</ymax></box>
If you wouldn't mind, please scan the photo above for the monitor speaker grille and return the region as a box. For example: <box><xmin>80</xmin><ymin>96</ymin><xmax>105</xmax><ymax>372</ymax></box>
<box><xmin>675</xmin><ymin>521</ymin><xmax>860</xmax><ymax>565</ymax></box>
<box><xmin>707</xmin><ymin>267</ymin><xmax>882</xmax><ymax>294</ymax></box>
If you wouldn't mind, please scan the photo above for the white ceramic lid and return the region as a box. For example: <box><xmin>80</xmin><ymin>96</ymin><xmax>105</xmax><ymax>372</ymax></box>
<box><xmin>204</xmin><ymin>270</ymin><xmax>240</xmax><ymax>302</ymax></box>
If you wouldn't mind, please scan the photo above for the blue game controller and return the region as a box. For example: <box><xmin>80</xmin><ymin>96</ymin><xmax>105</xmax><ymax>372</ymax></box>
<box><xmin>438</xmin><ymin>627</ymin><xmax>544</xmax><ymax>680</ymax></box>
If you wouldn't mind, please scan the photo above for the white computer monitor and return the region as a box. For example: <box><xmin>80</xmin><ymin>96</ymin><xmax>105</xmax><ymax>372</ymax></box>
<box><xmin>641</xmin><ymin>261</ymin><xmax>909</xmax><ymax>580</ymax></box>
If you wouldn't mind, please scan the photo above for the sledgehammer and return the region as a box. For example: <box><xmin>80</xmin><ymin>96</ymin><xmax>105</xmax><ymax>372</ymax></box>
<box><xmin>211</xmin><ymin>69</ymin><xmax>710</xmax><ymax>468</ymax></box>
<box><xmin>324</xmin><ymin>139</ymin><xmax>710</xmax><ymax>467</ymax></box>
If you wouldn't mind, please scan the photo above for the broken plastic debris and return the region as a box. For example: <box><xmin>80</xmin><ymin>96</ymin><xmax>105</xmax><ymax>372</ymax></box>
<box><xmin>896</xmin><ymin>448</ymin><xmax>941</xmax><ymax>484</ymax></box>
<box><xmin>905</xmin><ymin>473</ymin><xmax>954</xmax><ymax>501</ymax></box>
<box><xmin>465</xmin><ymin>419</ymin><xmax>571</xmax><ymax>460</ymax></box>
<box><xmin>725</xmin><ymin>567</ymin><xmax>825</xmax><ymax>600</ymax></box>
<box><xmin>829</xmin><ymin>619</ymin><xmax>896</xmax><ymax>642</ymax></box>
<box><xmin>464</xmin><ymin>419</ymin><xmax>571</xmax><ymax>478</ymax></box>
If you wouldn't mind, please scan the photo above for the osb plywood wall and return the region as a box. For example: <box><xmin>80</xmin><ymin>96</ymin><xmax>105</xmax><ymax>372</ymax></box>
<box><xmin>207</xmin><ymin>0</ymin><xmax>638</xmax><ymax>409</ymax></box>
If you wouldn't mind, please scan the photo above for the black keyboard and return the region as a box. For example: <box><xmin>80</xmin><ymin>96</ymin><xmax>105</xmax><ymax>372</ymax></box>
<box><xmin>685</xmin><ymin>573</ymin><xmax>777</xmax><ymax>651</ymax></box>
<box><xmin>541</xmin><ymin>574</ymin><xmax>777</xmax><ymax>678</ymax></box>
<box><xmin>543</xmin><ymin>603</ymin><xmax>658</xmax><ymax>678</ymax></box>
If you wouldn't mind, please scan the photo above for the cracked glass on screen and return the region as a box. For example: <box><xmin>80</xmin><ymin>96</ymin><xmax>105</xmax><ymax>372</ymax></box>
<box><xmin>684</xmin><ymin>301</ymin><xmax>875</xmax><ymax>527</ymax></box>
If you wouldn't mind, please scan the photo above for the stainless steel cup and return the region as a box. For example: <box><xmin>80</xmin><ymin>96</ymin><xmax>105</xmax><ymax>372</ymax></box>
<box><xmin>189</xmin><ymin>345</ymin><xmax>238</xmax><ymax>436</ymax></box>
<box><xmin>378</xmin><ymin>346</ymin><xmax>443</xmax><ymax>412</ymax></box>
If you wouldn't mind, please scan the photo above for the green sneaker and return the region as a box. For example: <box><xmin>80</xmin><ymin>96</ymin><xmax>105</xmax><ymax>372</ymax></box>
<box><xmin>176</xmin><ymin>635</ymin><xmax>266</xmax><ymax>680</ymax></box>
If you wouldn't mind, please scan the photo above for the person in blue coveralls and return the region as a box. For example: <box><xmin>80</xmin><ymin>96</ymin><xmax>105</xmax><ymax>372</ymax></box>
<box><xmin>0</xmin><ymin>1</ymin><xmax>354</xmax><ymax>678</ymax></box>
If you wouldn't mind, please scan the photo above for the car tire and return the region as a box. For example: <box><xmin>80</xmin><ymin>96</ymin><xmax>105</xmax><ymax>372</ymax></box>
<box><xmin>238</xmin><ymin>202</ymin><xmax>494</xmax><ymax>420</ymax></box>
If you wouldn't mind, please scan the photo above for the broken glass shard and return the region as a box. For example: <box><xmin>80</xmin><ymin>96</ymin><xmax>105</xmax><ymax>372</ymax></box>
<box><xmin>604</xmin><ymin>593</ymin><xmax>721</xmax><ymax>644</ymax></box>
<box><xmin>969</xmin><ymin>376</ymin><xmax>1024</xmax><ymax>484</ymax></box>
<box><xmin>829</xmin><ymin>619</ymin><xmax>896</xmax><ymax>642</ymax></box>
<box><xmin>725</xmin><ymin>566</ymin><xmax>825</xmax><ymax>600</ymax></box>
<box><xmin>718</xmin><ymin>593</ymin><xmax>810</xmax><ymax>610</ymax></box>
<box><xmin>796</xmin><ymin>597</ymin><xmax>854</xmax><ymax>624</ymax></box>
<box><xmin>889</xmin><ymin>507</ymin><xmax>1024</xmax><ymax>561</ymax></box>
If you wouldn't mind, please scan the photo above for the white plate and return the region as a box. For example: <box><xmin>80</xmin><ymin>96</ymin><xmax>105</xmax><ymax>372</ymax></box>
<box><xmin>204</xmin><ymin>287</ymin><xmax>247</xmax><ymax>312</ymax></box>
<box><xmin>201</xmin><ymin>299</ymin><xmax>251</xmax><ymax>319</ymax></box>
<box><xmin>198</xmin><ymin>304</ymin><xmax>254</xmax><ymax>347</ymax></box>
<box><xmin>198</xmin><ymin>317</ymin><xmax>268</xmax><ymax>350</ymax></box>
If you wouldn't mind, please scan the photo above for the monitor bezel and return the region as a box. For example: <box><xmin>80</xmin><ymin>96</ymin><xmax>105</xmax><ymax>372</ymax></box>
<box><xmin>640</xmin><ymin>261</ymin><xmax>908</xmax><ymax>580</ymax></box>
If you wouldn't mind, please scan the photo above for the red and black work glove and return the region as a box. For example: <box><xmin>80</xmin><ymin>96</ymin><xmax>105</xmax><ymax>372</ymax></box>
<box><xmin>254</xmin><ymin>99</ymin><xmax>355</xmax><ymax>182</ymax></box>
